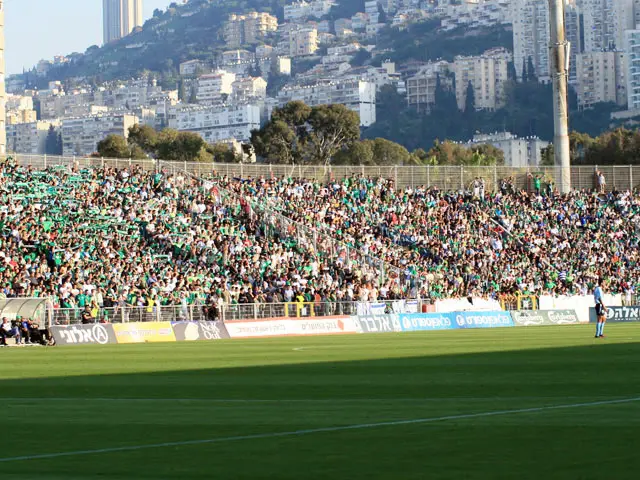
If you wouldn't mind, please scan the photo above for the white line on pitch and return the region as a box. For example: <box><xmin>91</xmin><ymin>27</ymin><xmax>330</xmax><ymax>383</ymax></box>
<box><xmin>0</xmin><ymin>396</ymin><xmax>639</xmax><ymax>463</ymax></box>
<box><xmin>0</xmin><ymin>396</ymin><xmax>621</xmax><ymax>403</ymax></box>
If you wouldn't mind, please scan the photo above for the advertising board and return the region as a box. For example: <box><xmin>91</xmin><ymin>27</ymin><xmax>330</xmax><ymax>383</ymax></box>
<box><xmin>112</xmin><ymin>322</ymin><xmax>176</xmax><ymax>344</ymax></box>
<box><xmin>397</xmin><ymin>313</ymin><xmax>457</xmax><ymax>332</ymax></box>
<box><xmin>225</xmin><ymin>316</ymin><xmax>356</xmax><ymax>339</ymax></box>
<box><xmin>352</xmin><ymin>315</ymin><xmax>401</xmax><ymax>333</ymax></box>
<box><xmin>172</xmin><ymin>321</ymin><xmax>230</xmax><ymax>341</ymax></box>
<box><xmin>51</xmin><ymin>323</ymin><xmax>117</xmax><ymax>346</ymax></box>
<box><xmin>589</xmin><ymin>306</ymin><xmax>640</xmax><ymax>323</ymax></box>
<box><xmin>453</xmin><ymin>311</ymin><xmax>514</xmax><ymax>329</ymax></box>
<box><xmin>511</xmin><ymin>310</ymin><xmax>580</xmax><ymax>326</ymax></box>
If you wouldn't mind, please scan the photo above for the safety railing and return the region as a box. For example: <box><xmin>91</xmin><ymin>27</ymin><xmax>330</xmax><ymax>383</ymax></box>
<box><xmin>51</xmin><ymin>305</ymin><xmax>210</xmax><ymax>326</ymax></box>
<box><xmin>49</xmin><ymin>300</ymin><xmax>425</xmax><ymax>325</ymax></box>
<box><xmin>5</xmin><ymin>153</ymin><xmax>637</xmax><ymax>192</ymax></box>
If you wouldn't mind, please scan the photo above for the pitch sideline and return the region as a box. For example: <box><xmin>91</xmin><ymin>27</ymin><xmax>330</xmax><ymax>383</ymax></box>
<box><xmin>1</xmin><ymin>396</ymin><xmax>639</xmax><ymax>463</ymax></box>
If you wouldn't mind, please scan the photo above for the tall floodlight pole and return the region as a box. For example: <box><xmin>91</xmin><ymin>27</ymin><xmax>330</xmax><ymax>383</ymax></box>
<box><xmin>0</xmin><ymin>0</ymin><xmax>6</xmax><ymax>156</ymax></box>
<box><xmin>549</xmin><ymin>0</ymin><xmax>571</xmax><ymax>193</ymax></box>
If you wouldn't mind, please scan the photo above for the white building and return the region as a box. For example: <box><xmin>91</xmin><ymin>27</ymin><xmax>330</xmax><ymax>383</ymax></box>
<box><xmin>467</xmin><ymin>132</ymin><xmax>549</xmax><ymax>167</ymax></box>
<box><xmin>180</xmin><ymin>60</ymin><xmax>207</xmax><ymax>76</ymax></box>
<box><xmin>565</xmin><ymin>0</ymin><xmax>583</xmax><ymax>85</ymax></box>
<box><xmin>62</xmin><ymin>112</ymin><xmax>138</xmax><ymax>156</ymax></box>
<box><xmin>6</xmin><ymin>120</ymin><xmax>60</xmax><ymax>155</ymax></box>
<box><xmin>196</xmin><ymin>71</ymin><xmax>237</xmax><ymax>104</ymax></box>
<box><xmin>452</xmin><ymin>48</ymin><xmax>510</xmax><ymax>111</ymax></box>
<box><xmin>232</xmin><ymin>77</ymin><xmax>268</xmax><ymax>101</ymax></box>
<box><xmin>575</xmin><ymin>51</ymin><xmax>627</xmax><ymax>109</ymax></box>
<box><xmin>277</xmin><ymin>79</ymin><xmax>376</xmax><ymax>126</ymax></box>
<box><xmin>512</xmin><ymin>0</ymin><xmax>550</xmax><ymax>82</ymax></box>
<box><xmin>168</xmin><ymin>104</ymin><xmax>261</xmax><ymax>143</ymax></box>
<box><xmin>583</xmin><ymin>0</ymin><xmax>634</xmax><ymax>52</ymax></box>
<box><xmin>284</xmin><ymin>0</ymin><xmax>335</xmax><ymax>23</ymax></box>
<box><xmin>626</xmin><ymin>28</ymin><xmax>640</xmax><ymax>110</ymax></box>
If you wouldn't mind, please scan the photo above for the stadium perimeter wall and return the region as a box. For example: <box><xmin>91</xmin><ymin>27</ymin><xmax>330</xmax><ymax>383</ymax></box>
<box><xmin>50</xmin><ymin>309</ymin><xmax>590</xmax><ymax>346</ymax></box>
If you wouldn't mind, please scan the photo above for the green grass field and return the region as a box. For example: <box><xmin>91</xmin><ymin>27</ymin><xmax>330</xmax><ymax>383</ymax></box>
<box><xmin>1</xmin><ymin>324</ymin><xmax>640</xmax><ymax>479</ymax></box>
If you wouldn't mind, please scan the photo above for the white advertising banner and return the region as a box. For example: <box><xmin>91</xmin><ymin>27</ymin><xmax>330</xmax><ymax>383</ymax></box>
<box><xmin>225</xmin><ymin>316</ymin><xmax>357</xmax><ymax>338</ymax></box>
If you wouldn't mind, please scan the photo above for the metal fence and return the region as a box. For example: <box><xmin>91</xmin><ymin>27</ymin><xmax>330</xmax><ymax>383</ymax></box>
<box><xmin>50</xmin><ymin>300</ymin><xmax>426</xmax><ymax>325</ymax></box>
<box><xmin>5</xmin><ymin>153</ymin><xmax>636</xmax><ymax>192</ymax></box>
<box><xmin>52</xmin><ymin>305</ymin><xmax>210</xmax><ymax>326</ymax></box>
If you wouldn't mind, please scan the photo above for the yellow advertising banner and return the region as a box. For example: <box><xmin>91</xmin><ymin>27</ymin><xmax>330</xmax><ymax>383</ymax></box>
<box><xmin>112</xmin><ymin>322</ymin><xmax>177</xmax><ymax>344</ymax></box>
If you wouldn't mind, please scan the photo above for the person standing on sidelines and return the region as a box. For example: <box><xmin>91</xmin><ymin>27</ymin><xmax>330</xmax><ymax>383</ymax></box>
<box><xmin>594</xmin><ymin>279</ymin><xmax>608</xmax><ymax>338</ymax></box>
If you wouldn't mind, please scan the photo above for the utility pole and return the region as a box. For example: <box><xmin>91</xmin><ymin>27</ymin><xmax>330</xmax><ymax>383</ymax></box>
<box><xmin>549</xmin><ymin>0</ymin><xmax>571</xmax><ymax>193</ymax></box>
<box><xmin>0</xmin><ymin>0</ymin><xmax>6</xmax><ymax>156</ymax></box>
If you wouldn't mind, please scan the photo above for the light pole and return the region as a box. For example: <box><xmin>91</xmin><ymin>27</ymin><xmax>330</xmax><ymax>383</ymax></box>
<box><xmin>549</xmin><ymin>0</ymin><xmax>571</xmax><ymax>193</ymax></box>
<box><xmin>0</xmin><ymin>0</ymin><xmax>6</xmax><ymax>156</ymax></box>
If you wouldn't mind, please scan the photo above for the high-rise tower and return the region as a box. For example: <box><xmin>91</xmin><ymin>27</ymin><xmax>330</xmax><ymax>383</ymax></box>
<box><xmin>103</xmin><ymin>0</ymin><xmax>143</xmax><ymax>44</ymax></box>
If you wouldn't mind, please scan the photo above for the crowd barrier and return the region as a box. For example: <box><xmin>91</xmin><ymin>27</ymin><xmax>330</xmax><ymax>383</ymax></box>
<box><xmin>50</xmin><ymin>307</ymin><xmax>601</xmax><ymax>346</ymax></box>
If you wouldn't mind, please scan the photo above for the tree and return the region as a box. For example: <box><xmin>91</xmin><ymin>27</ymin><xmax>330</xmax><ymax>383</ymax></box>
<box><xmin>128</xmin><ymin>124</ymin><xmax>158</xmax><ymax>155</ymax></box>
<box><xmin>521</xmin><ymin>58</ymin><xmax>527</xmax><ymax>82</ymax></box>
<box><xmin>306</xmin><ymin>104</ymin><xmax>361</xmax><ymax>165</ymax></box>
<box><xmin>540</xmin><ymin>144</ymin><xmax>554</xmax><ymax>166</ymax></box>
<box><xmin>334</xmin><ymin>140</ymin><xmax>375</xmax><ymax>165</ymax></box>
<box><xmin>371</xmin><ymin>138</ymin><xmax>411</xmax><ymax>165</ymax></box>
<box><xmin>251</xmin><ymin>121</ymin><xmax>299</xmax><ymax>164</ymax></box>
<box><xmin>527</xmin><ymin>56</ymin><xmax>537</xmax><ymax>83</ymax></box>
<box><xmin>96</xmin><ymin>135</ymin><xmax>133</xmax><ymax>158</ymax></box>
<box><xmin>155</xmin><ymin>130</ymin><xmax>210</xmax><ymax>162</ymax></box>
<box><xmin>350</xmin><ymin>49</ymin><xmax>372</xmax><ymax>67</ymax></box>
<box><xmin>464</xmin><ymin>81</ymin><xmax>475</xmax><ymax>113</ymax></box>
<box><xmin>45</xmin><ymin>125</ymin><xmax>62</xmax><ymax>155</ymax></box>
<box><xmin>207</xmin><ymin>143</ymin><xmax>240</xmax><ymax>163</ymax></box>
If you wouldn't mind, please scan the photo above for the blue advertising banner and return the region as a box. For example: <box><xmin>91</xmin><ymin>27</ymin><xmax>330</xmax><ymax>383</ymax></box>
<box><xmin>454</xmin><ymin>311</ymin><xmax>514</xmax><ymax>329</ymax></box>
<box><xmin>398</xmin><ymin>313</ymin><xmax>457</xmax><ymax>332</ymax></box>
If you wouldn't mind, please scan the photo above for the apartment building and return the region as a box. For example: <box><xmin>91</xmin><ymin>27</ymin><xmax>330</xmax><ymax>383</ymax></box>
<box><xmin>232</xmin><ymin>77</ymin><xmax>267</xmax><ymax>102</ymax></box>
<box><xmin>565</xmin><ymin>0</ymin><xmax>583</xmax><ymax>85</ymax></box>
<box><xmin>39</xmin><ymin>90</ymin><xmax>94</xmax><ymax>120</ymax></box>
<box><xmin>575</xmin><ymin>51</ymin><xmax>627</xmax><ymax>109</ymax></box>
<box><xmin>196</xmin><ymin>71</ymin><xmax>237</xmax><ymax>104</ymax></box>
<box><xmin>406</xmin><ymin>61</ymin><xmax>451</xmax><ymax>110</ymax></box>
<box><xmin>168</xmin><ymin>104</ymin><xmax>261</xmax><ymax>143</ymax></box>
<box><xmin>512</xmin><ymin>0</ymin><xmax>550</xmax><ymax>82</ymax></box>
<box><xmin>61</xmin><ymin>112</ymin><xmax>138</xmax><ymax>156</ymax></box>
<box><xmin>583</xmin><ymin>0</ymin><xmax>634</xmax><ymax>52</ymax></box>
<box><xmin>223</xmin><ymin>12</ymin><xmax>278</xmax><ymax>47</ymax></box>
<box><xmin>452</xmin><ymin>48</ymin><xmax>510</xmax><ymax>111</ymax></box>
<box><xmin>467</xmin><ymin>132</ymin><xmax>549</xmax><ymax>167</ymax></box>
<box><xmin>6</xmin><ymin>120</ymin><xmax>60</xmax><ymax>155</ymax></box>
<box><xmin>103</xmin><ymin>0</ymin><xmax>143</xmax><ymax>44</ymax></box>
<box><xmin>277</xmin><ymin>79</ymin><xmax>376</xmax><ymax>126</ymax></box>
<box><xmin>626</xmin><ymin>29</ymin><xmax>640</xmax><ymax>110</ymax></box>
<box><xmin>284</xmin><ymin>0</ymin><xmax>335</xmax><ymax>23</ymax></box>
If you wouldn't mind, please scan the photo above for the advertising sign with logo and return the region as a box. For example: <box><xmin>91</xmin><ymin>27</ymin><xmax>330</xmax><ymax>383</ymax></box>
<box><xmin>171</xmin><ymin>321</ymin><xmax>230</xmax><ymax>341</ymax></box>
<box><xmin>51</xmin><ymin>324</ymin><xmax>117</xmax><ymax>346</ymax></box>
<box><xmin>454</xmin><ymin>311</ymin><xmax>514</xmax><ymax>329</ymax></box>
<box><xmin>225</xmin><ymin>317</ymin><xmax>355</xmax><ymax>338</ymax></box>
<box><xmin>397</xmin><ymin>313</ymin><xmax>456</xmax><ymax>332</ymax></box>
<box><xmin>352</xmin><ymin>315</ymin><xmax>401</xmax><ymax>333</ymax></box>
<box><xmin>589</xmin><ymin>306</ymin><xmax>640</xmax><ymax>323</ymax></box>
<box><xmin>112</xmin><ymin>322</ymin><xmax>177</xmax><ymax>344</ymax></box>
<box><xmin>511</xmin><ymin>310</ymin><xmax>580</xmax><ymax>326</ymax></box>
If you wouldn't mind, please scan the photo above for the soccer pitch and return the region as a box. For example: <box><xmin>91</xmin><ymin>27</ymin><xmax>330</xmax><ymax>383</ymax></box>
<box><xmin>1</xmin><ymin>325</ymin><xmax>640</xmax><ymax>479</ymax></box>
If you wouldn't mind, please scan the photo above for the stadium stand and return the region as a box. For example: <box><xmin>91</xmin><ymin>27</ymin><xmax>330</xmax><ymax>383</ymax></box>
<box><xmin>1</xmin><ymin>157</ymin><xmax>639</xmax><ymax>317</ymax></box>
<box><xmin>0</xmin><ymin>160</ymin><xmax>403</xmax><ymax>316</ymax></box>
<box><xmin>216</xmin><ymin>173</ymin><xmax>640</xmax><ymax>300</ymax></box>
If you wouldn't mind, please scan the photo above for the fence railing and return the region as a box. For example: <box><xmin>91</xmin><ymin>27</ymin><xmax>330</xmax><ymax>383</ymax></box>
<box><xmin>50</xmin><ymin>300</ymin><xmax>428</xmax><ymax>325</ymax></box>
<box><xmin>5</xmin><ymin>153</ymin><xmax>635</xmax><ymax>192</ymax></box>
<box><xmin>52</xmin><ymin>305</ymin><xmax>210</xmax><ymax>326</ymax></box>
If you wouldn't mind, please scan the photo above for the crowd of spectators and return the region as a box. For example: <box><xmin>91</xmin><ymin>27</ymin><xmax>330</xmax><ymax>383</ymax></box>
<box><xmin>218</xmin><ymin>171</ymin><xmax>640</xmax><ymax>301</ymax></box>
<box><xmin>0</xmin><ymin>160</ymin><xmax>399</xmax><ymax>317</ymax></box>
<box><xmin>1</xmin><ymin>158</ymin><xmax>639</xmax><ymax>315</ymax></box>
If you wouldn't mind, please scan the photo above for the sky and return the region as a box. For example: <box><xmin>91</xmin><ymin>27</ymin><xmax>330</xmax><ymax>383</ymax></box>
<box><xmin>5</xmin><ymin>0</ymin><xmax>171</xmax><ymax>74</ymax></box>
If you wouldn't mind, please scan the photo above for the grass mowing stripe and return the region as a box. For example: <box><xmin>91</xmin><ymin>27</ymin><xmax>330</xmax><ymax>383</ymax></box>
<box><xmin>2</xmin><ymin>396</ymin><xmax>639</xmax><ymax>463</ymax></box>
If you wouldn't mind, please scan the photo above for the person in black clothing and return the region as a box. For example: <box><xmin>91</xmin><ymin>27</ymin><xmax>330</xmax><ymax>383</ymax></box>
<box><xmin>81</xmin><ymin>306</ymin><xmax>93</xmax><ymax>324</ymax></box>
